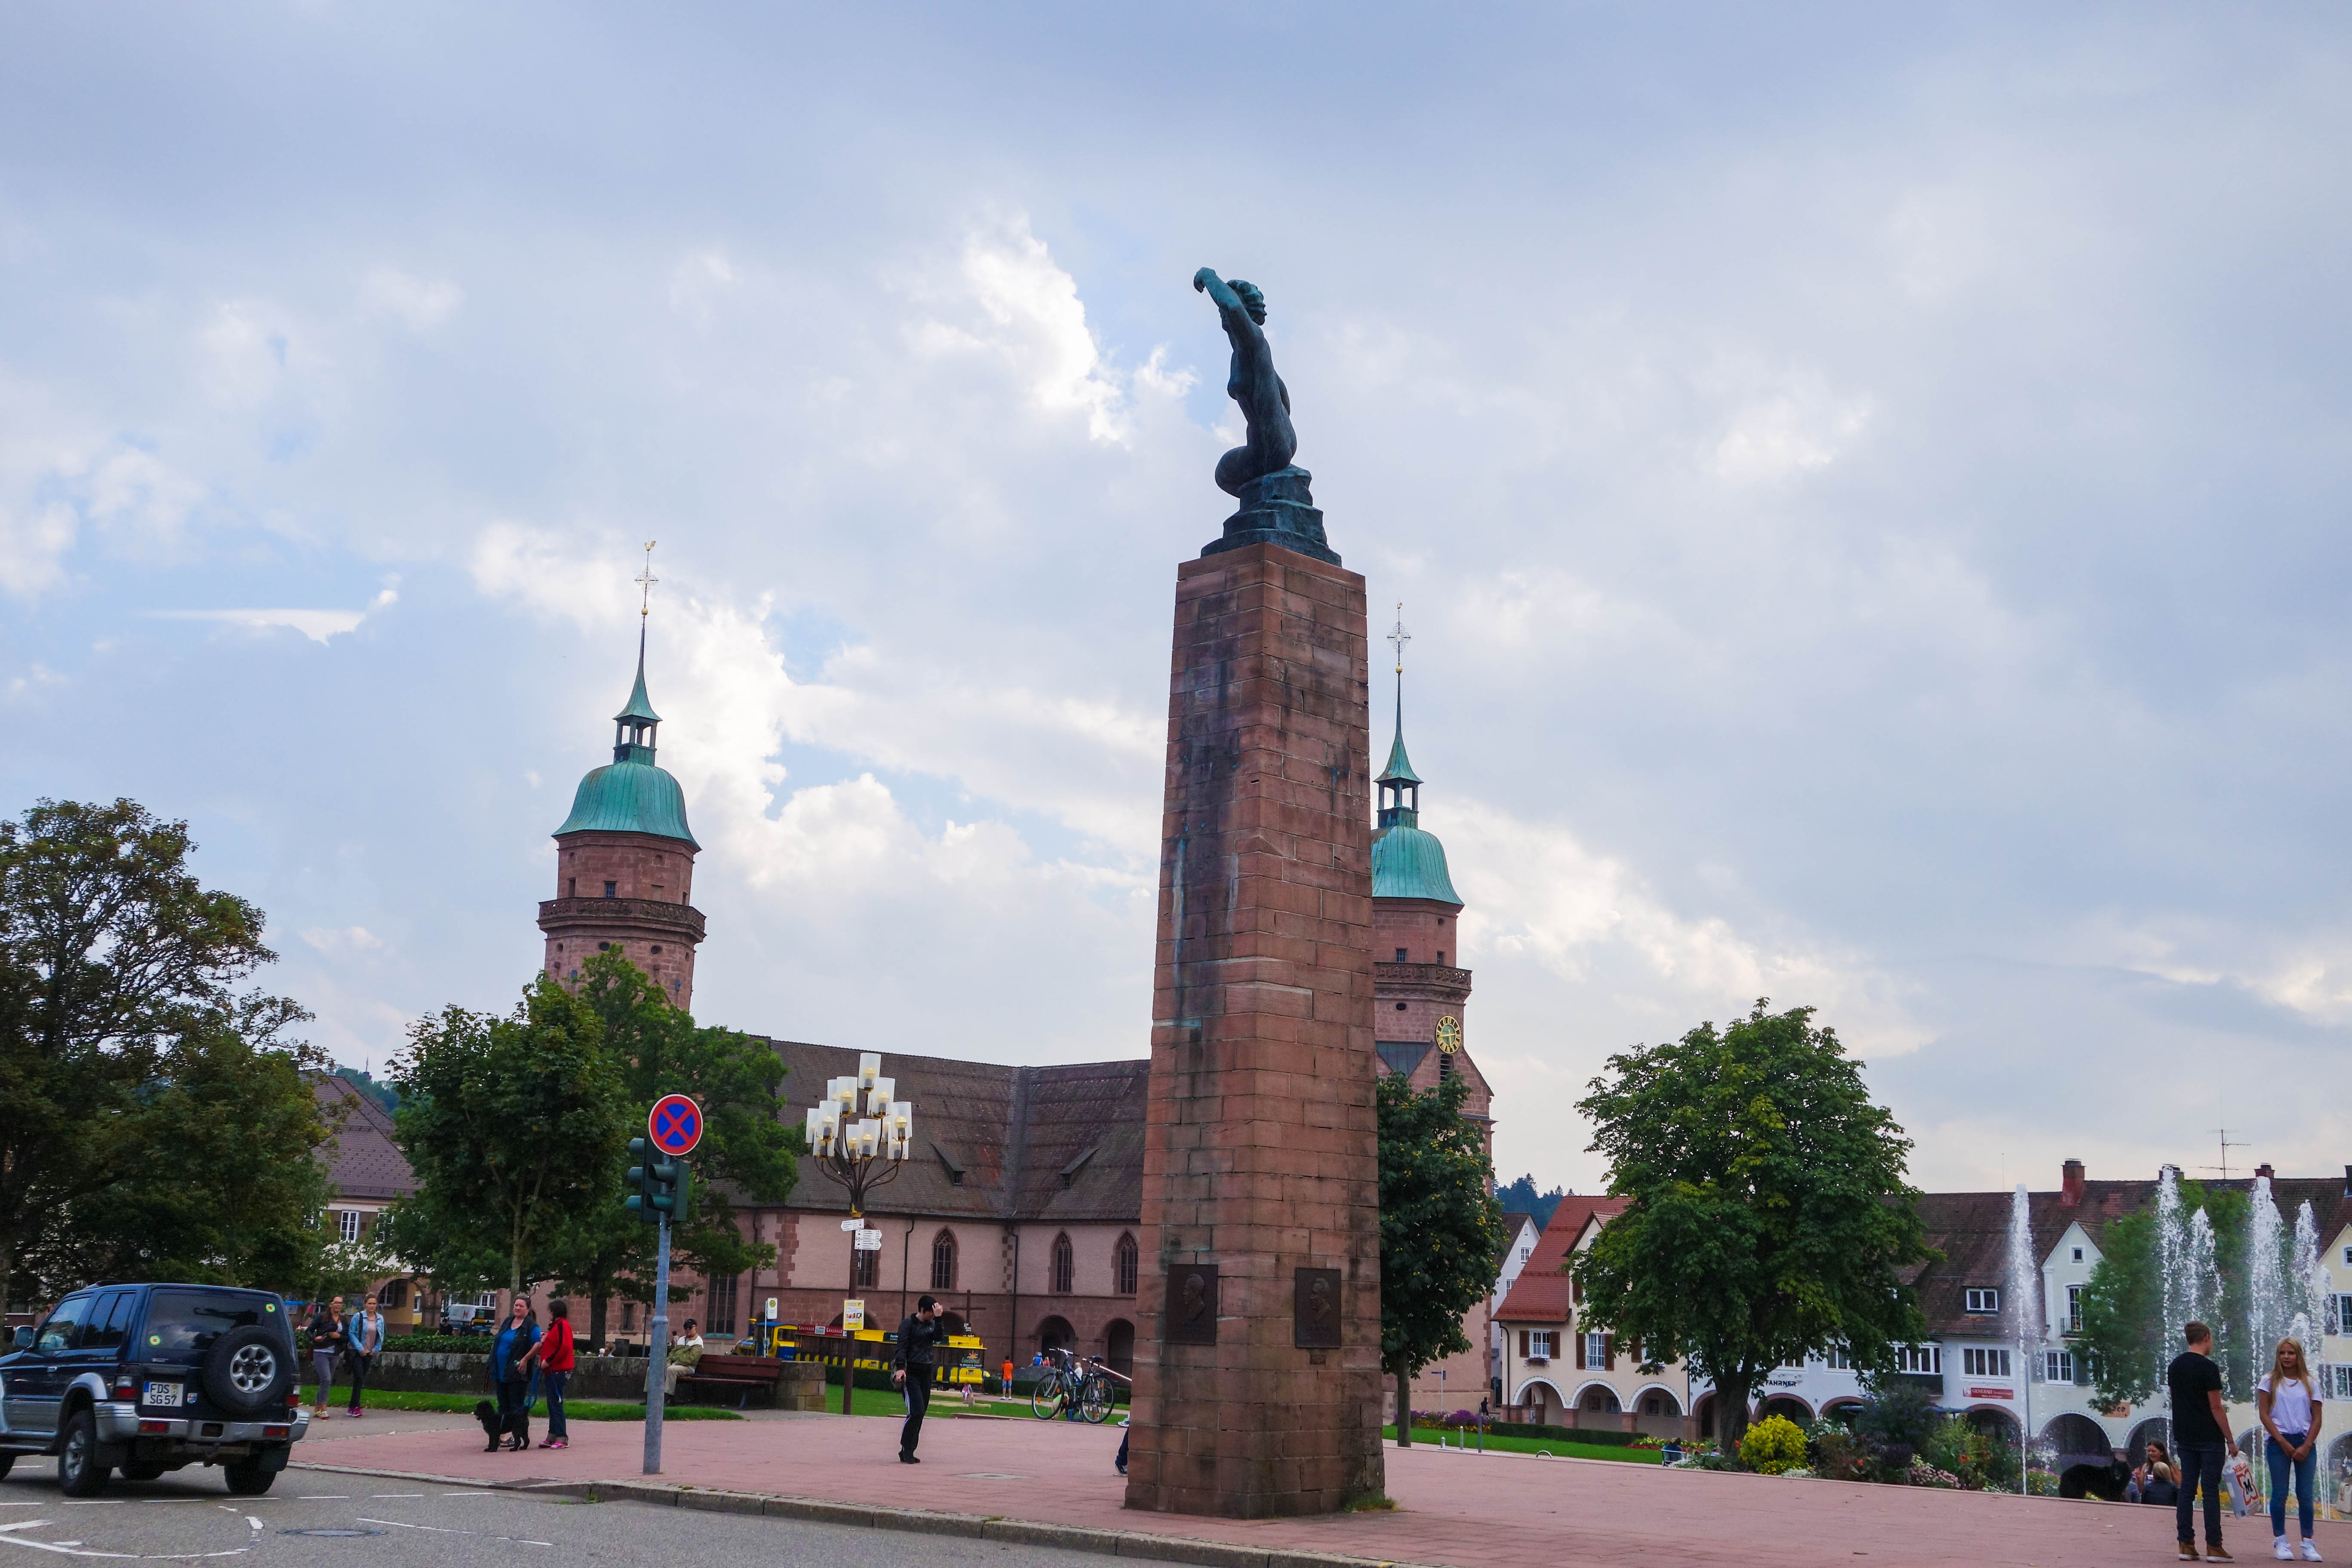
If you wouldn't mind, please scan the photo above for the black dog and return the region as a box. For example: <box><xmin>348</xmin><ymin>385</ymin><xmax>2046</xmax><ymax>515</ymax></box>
<box><xmin>474</xmin><ymin>1397</ymin><xmax>532</xmax><ymax>1451</ymax></box>
<box><xmin>2059</xmin><ymin>1459</ymin><xmax>2132</xmax><ymax>1502</ymax></box>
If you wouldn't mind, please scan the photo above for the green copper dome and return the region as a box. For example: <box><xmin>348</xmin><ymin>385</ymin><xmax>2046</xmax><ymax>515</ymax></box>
<box><xmin>1372</xmin><ymin>823</ymin><xmax>1461</xmax><ymax>905</ymax></box>
<box><xmin>553</xmin><ymin>632</ymin><xmax>698</xmax><ymax>848</ymax></box>
<box><xmin>554</xmin><ymin>759</ymin><xmax>698</xmax><ymax>847</ymax></box>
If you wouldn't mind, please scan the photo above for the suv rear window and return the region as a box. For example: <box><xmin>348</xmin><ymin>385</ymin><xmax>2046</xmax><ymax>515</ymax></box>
<box><xmin>141</xmin><ymin>1291</ymin><xmax>285</xmax><ymax>1363</ymax></box>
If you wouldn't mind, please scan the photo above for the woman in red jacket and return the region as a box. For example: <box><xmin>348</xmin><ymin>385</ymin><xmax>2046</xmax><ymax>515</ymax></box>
<box><xmin>533</xmin><ymin>1300</ymin><xmax>576</xmax><ymax>1450</ymax></box>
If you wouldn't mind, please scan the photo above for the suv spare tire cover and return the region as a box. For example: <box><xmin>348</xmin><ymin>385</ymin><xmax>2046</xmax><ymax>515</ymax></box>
<box><xmin>203</xmin><ymin>1325</ymin><xmax>294</xmax><ymax>1415</ymax></box>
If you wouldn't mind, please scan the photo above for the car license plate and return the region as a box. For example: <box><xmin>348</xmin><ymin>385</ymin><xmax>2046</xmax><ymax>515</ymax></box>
<box><xmin>145</xmin><ymin>1382</ymin><xmax>184</xmax><ymax>1408</ymax></box>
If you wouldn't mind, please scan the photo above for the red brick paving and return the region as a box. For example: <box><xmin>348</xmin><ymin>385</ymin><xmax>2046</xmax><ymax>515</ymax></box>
<box><xmin>294</xmin><ymin>1409</ymin><xmax>2350</xmax><ymax>1567</ymax></box>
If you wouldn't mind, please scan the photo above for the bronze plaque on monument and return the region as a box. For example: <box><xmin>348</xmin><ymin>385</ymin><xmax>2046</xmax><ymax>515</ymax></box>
<box><xmin>1293</xmin><ymin>1268</ymin><xmax>1342</xmax><ymax>1348</ymax></box>
<box><xmin>1164</xmin><ymin>1263</ymin><xmax>1219</xmax><ymax>1344</ymax></box>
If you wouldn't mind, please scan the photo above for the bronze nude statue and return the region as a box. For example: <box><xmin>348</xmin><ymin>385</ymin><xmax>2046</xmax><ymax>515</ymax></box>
<box><xmin>1192</xmin><ymin>268</ymin><xmax>1338</xmax><ymax>564</ymax></box>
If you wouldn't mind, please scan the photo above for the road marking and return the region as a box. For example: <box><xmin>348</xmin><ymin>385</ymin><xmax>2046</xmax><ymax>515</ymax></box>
<box><xmin>364</xmin><ymin>1494</ymin><xmax>423</xmax><ymax>1499</ymax></box>
<box><xmin>353</xmin><ymin>1519</ymin><xmax>458</xmax><ymax>1534</ymax></box>
<box><xmin>0</xmin><ymin>1527</ymin><xmax>50</xmax><ymax>1536</ymax></box>
<box><xmin>292</xmin><ymin>1495</ymin><xmax>348</xmax><ymax>1500</ymax></box>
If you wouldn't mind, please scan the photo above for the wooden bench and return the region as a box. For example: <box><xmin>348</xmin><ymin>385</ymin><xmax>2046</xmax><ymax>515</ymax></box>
<box><xmin>673</xmin><ymin>1354</ymin><xmax>786</xmax><ymax>1409</ymax></box>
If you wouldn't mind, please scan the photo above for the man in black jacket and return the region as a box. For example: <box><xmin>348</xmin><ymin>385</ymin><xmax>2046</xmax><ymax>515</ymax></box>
<box><xmin>891</xmin><ymin>1295</ymin><xmax>946</xmax><ymax>1464</ymax></box>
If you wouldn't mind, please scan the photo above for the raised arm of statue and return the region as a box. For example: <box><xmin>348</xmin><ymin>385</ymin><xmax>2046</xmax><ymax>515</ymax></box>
<box><xmin>1194</xmin><ymin>267</ymin><xmax>1298</xmax><ymax>497</ymax></box>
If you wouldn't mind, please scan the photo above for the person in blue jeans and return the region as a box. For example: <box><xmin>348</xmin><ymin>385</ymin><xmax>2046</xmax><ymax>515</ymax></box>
<box><xmin>2257</xmin><ymin>1336</ymin><xmax>2326</xmax><ymax>1562</ymax></box>
<box><xmin>2169</xmin><ymin>1320</ymin><xmax>2242</xmax><ymax>1562</ymax></box>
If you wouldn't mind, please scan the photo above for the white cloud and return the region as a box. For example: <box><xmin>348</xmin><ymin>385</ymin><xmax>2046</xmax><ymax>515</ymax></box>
<box><xmin>1446</xmin><ymin>796</ymin><xmax>1928</xmax><ymax>1057</ymax></box>
<box><xmin>303</xmin><ymin>925</ymin><xmax>386</xmax><ymax>952</ymax></box>
<box><xmin>360</xmin><ymin>267</ymin><xmax>463</xmax><ymax>330</ymax></box>
<box><xmin>150</xmin><ymin>584</ymin><xmax>396</xmax><ymax>644</ymax></box>
<box><xmin>912</xmin><ymin>217</ymin><xmax>1139</xmax><ymax>445</ymax></box>
<box><xmin>1708</xmin><ymin>374</ymin><xmax>1874</xmax><ymax>484</ymax></box>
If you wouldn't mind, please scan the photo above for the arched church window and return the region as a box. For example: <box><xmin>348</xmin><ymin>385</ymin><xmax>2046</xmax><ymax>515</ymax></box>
<box><xmin>931</xmin><ymin>1229</ymin><xmax>958</xmax><ymax>1291</ymax></box>
<box><xmin>1050</xmin><ymin>1233</ymin><xmax>1074</xmax><ymax>1295</ymax></box>
<box><xmin>1115</xmin><ymin>1233</ymin><xmax>1138</xmax><ymax>1296</ymax></box>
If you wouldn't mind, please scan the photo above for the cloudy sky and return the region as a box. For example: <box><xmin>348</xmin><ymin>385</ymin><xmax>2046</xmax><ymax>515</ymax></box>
<box><xmin>6</xmin><ymin>3</ymin><xmax>2349</xmax><ymax>1195</ymax></box>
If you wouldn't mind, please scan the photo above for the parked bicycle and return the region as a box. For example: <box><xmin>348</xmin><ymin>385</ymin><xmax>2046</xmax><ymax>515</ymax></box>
<box><xmin>1029</xmin><ymin>1349</ymin><xmax>1118</xmax><ymax>1424</ymax></box>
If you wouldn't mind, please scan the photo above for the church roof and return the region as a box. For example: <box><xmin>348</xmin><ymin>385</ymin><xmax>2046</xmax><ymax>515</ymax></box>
<box><xmin>1377</xmin><ymin>728</ymin><xmax>1422</xmax><ymax>785</ymax></box>
<box><xmin>554</xmin><ymin>759</ymin><xmax>699</xmax><ymax>847</ymax></box>
<box><xmin>1372</xmin><ymin>823</ymin><xmax>1461</xmax><ymax>905</ymax></box>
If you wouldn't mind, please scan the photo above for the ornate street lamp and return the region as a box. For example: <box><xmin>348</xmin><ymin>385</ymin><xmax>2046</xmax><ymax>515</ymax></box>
<box><xmin>800</xmin><ymin>1051</ymin><xmax>914</xmax><ymax>1414</ymax></box>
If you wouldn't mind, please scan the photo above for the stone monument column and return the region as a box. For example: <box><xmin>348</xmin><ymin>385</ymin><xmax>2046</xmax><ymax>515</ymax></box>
<box><xmin>1122</xmin><ymin>272</ymin><xmax>1384</xmax><ymax>1519</ymax></box>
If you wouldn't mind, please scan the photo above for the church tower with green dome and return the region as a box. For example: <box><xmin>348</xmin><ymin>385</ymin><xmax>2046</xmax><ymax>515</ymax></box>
<box><xmin>537</xmin><ymin>601</ymin><xmax>706</xmax><ymax>1009</ymax></box>
<box><xmin>1370</xmin><ymin>614</ymin><xmax>1490</xmax><ymax>1144</ymax></box>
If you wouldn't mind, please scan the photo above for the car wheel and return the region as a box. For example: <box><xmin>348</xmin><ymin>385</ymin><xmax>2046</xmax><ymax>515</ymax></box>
<box><xmin>57</xmin><ymin>1409</ymin><xmax>108</xmax><ymax>1498</ymax></box>
<box><xmin>222</xmin><ymin>1460</ymin><xmax>274</xmax><ymax>1496</ymax></box>
<box><xmin>121</xmin><ymin>1463</ymin><xmax>167</xmax><ymax>1482</ymax></box>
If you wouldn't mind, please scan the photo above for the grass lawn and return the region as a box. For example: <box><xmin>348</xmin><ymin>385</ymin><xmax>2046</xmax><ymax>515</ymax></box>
<box><xmin>1380</xmin><ymin>1425</ymin><xmax>1662</xmax><ymax>1463</ymax></box>
<box><xmin>298</xmin><ymin>1385</ymin><xmax>740</xmax><ymax>1421</ymax></box>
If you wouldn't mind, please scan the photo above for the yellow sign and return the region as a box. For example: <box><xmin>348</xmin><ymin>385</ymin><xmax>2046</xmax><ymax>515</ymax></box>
<box><xmin>843</xmin><ymin>1298</ymin><xmax>864</xmax><ymax>1331</ymax></box>
<box><xmin>1436</xmin><ymin>1015</ymin><xmax>1461</xmax><ymax>1054</ymax></box>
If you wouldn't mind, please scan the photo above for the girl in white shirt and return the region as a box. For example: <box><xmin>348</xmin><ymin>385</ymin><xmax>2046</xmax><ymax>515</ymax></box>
<box><xmin>2256</xmin><ymin>1337</ymin><xmax>2325</xmax><ymax>1561</ymax></box>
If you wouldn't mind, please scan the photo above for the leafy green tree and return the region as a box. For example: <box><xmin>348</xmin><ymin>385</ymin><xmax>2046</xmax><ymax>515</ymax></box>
<box><xmin>380</xmin><ymin>977</ymin><xmax>628</xmax><ymax>1297</ymax></box>
<box><xmin>541</xmin><ymin>950</ymin><xmax>798</xmax><ymax>1346</ymax></box>
<box><xmin>1378</xmin><ymin>1068</ymin><xmax>1507</xmax><ymax>1448</ymax></box>
<box><xmin>26</xmin><ymin>1007</ymin><xmax>336</xmax><ymax>1294</ymax></box>
<box><xmin>1494</xmin><ymin>1173</ymin><xmax>1568</xmax><ymax>1230</ymax></box>
<box><xmin>1570</xmin><ymin>1001</ymin><xmax>1933</xmax><ymax>1452</ymax></box>
<box><xmin>0</xmin><ymin>799</ymin><xmax>320</xmax><ymax>1301</ymax></box>
<box><xmin>2078</xmin><ymin>1176</ymin><xmax>2250</xmax><ymax>1404</ymax></box>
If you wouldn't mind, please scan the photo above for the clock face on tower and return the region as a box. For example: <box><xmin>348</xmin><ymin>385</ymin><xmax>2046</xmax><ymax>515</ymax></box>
<box><xmin>1436</xmin><ymin>1015</ymin><xmax>1461</xmax><ymax>1054</ymax></box>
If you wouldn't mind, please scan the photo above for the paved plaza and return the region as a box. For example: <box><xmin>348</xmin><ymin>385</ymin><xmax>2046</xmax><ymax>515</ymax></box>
<box><xmin>259</xmin><ymin>1407</ymin><xmax>2352</xmax><ymax>1568</ymax></box>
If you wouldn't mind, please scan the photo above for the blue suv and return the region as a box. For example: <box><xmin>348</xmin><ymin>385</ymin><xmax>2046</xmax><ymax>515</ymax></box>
<box><xmin>0</xmin><ymin>1283</ymin><xmax>309</xmax><ymax>1496</ymax></box>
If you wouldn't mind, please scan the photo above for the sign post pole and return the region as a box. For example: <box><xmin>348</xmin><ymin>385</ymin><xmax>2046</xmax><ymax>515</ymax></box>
<box><xmin>645</xmin><ymin>1209</ymin><xmax>670</xmax><ymax>1474</ymax></box>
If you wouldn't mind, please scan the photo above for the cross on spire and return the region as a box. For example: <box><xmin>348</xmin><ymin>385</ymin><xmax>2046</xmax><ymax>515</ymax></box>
<box><xmin>636</xmin><ymin>540</ymin><xmax>659</xmax><ymax>621</ymax></box>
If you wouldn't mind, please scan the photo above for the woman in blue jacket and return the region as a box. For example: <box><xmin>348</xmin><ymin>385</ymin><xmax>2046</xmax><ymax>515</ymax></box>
<box><xmin>490</xmin><ymin>1299</ymin><xmax>541</xmax><ymax>1451</ymax></box>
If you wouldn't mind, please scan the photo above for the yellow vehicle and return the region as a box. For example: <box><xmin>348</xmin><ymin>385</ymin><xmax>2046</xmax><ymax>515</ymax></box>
<box><xmin>753</xmin><ymin>1322</ymin><xmax>986</xmax><ymax>1386</ymax></box>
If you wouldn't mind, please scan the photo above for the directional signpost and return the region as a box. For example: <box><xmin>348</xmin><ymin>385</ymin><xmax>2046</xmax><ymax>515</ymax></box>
<box><xmin>634</xmin><ymin>1095</ymin><xmax>701</xmax><ymax>1475</ymax></box>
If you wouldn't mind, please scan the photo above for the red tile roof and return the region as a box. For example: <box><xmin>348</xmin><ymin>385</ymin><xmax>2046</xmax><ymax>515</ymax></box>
<box><xmin>1494</xmin><ymin>1195</ymin><xmax>1627</xmax><ymax>1323</ymax></box>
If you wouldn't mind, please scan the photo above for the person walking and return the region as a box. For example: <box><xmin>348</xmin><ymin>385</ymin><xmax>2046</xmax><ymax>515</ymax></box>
<box><xmin>889</xmin><ymin>1295</ymin><xmax>945</xmax><ymax>1465</ymax></box>
<box><xmin>535</xmin><ymin>1300</ymin><xmax>576</xmax><ymax>1451</ymax></box>
<box><xmin>2257</xmin><ymin>1336</ymin><xmax>2327</xmax><ymax>1561</ymax></box>
<box><xmin>2172</xmin><ymin>1319</ymin><xmax>2242</xmax><ymax>1562</ymax></box>
<box><xmin>304</xmin><ymin>1296</ymin><xmax>346</xmax><ymax>1421</ymax></box>
<box><xmin>491</xmin><ymin>1298</ymin><xmax>541</xmax><ymax>1452</ymax></box>
<box><xmin>346</xmin><ymin>1294</ymin><xmax>386</xmax><ymax>1417</ymax></box>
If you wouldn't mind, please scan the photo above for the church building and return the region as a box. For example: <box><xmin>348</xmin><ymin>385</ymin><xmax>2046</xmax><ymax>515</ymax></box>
<box><xmin>511</xmin><ymin>622</ymin><xmax>1507</xmax><ymax>1378</ymax></box>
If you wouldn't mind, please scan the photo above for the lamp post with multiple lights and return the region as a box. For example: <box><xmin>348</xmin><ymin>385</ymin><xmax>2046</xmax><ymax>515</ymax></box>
<box><xmin>801</xmin><ymin>1052</ymin><xmax>914</xmax><ymax>1414</ymax></box>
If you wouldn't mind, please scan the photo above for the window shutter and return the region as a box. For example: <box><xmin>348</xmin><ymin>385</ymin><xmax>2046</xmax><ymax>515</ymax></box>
<box><xmin>1519</xmin><ymin>1330</ymin><xmax>1529</xmax><ymax>1357</ymax></box>
<box><xmin>1605</xmin><ymin>1334</ymin><xmax>1617</xmax><ymax>1371</ymax></box>
<box><xmin>1574</xmin><ymin>1333</ymin><xmax>1586</xmax><ymax>1369</ymax></box>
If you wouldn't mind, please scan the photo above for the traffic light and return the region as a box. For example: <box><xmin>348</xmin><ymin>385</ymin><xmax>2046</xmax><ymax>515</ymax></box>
<box><xmin>625</xmin><ymin>1137</ymin><xmax>692</xmax><ymax>1225</ymax></box>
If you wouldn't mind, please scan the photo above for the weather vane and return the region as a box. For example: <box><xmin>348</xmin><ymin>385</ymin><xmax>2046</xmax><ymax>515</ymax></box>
<box><xmin>636</xmin><ymin>541</ymin><xmax>658</xmax><ymax>620</ymax></box>
<box><xmin>1386</xmin><ymin>603</ymin><xmax>1410</xmax><ymax>732</ymax></box>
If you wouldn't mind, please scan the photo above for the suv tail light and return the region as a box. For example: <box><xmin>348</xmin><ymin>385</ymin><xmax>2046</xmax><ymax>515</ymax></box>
<box><xmin>286</xmin><ymin>1391</ymin><xmax>301</xmax><ymax>1409</ymax></box>
<box><xmin>113</xmin><ymin>1377</ymin><xmax>135</xmax><ymax>1397</ymax></box>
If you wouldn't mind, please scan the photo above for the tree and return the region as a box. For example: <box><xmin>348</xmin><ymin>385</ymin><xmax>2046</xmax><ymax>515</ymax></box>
<box><xmin>541</xmin><ymin>949</ymin><xmax>798</xmax><ymax>1346</ymax></box>
<box><xmin>1378</xmin><ymin>1068</ymin><xmax>1507</xmax><ymax>1448</ymax></box>
<box><xmin>1570</xmin><ymin>1001</ymin><xmax>1933</xmax><ymax>1452</ymax></box>
<box><xmin>24</xmin><ymin>1004</ymin><xmax>336</xmax><ymax>1295</ymax></box>
<box><xmin>2077</xmin><ymin>1176</ymin><xmax>2249</xmax><ymax>1405</ymax></box>
<box><xmin>0</xmin><ymin>798</ymin><xmax>319</xmax><ymax>1302</ymax></box>
<box><xmin>380</xmin><ymin>977</ymin><xmax>628</xmax><ymax>1297</ymax></box>
<box><xmin>1494</xmin><ymin>1173</ymin><xmax>1569</xmax><ymax>1230</ymax></box>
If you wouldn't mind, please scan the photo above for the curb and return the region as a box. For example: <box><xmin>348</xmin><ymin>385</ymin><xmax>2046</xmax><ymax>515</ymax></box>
<box><xmin>291</xmin><ymin>1459</ymin><xmax>1430</xmax><ymax>1568</ymax></box>
<box><xmin>536</xmin><ymin>1476</ymin><xmax>1426</xmax><ymax>1568</ymax></box>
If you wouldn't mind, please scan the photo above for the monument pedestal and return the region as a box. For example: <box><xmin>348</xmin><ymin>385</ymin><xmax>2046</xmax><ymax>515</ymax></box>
<box><xmin>1122</xmin><ymin>542</ymin><xmax>1385</xmax><ymax>1518</ymax></box>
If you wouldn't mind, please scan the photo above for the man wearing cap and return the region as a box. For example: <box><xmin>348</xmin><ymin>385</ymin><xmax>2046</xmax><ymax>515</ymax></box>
<box><xmin>891</xmin><ymin>1295</ymin><xmax>946</xmax><ymax>1464</ymax></box>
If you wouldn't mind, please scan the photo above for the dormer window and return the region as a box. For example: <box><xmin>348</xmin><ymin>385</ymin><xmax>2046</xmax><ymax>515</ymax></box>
<box><xmin>1964</xmin><ymin>1287</ymin><xmax>2000</xmax><ymax>1314</ymax></box>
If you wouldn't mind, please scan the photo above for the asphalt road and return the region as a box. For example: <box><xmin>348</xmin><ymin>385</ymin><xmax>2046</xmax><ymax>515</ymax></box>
<box><xmin>0</xmin><ymin>1464</ymin><xmax>1119</xmax><ymax>1565</ymax></box>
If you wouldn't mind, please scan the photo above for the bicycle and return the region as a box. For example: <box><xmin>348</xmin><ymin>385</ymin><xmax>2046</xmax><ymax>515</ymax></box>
<box><xmin>1029</xmin><ymin>1352</ymin><xmax>1118</xmax><ymax>1424</ymax></box>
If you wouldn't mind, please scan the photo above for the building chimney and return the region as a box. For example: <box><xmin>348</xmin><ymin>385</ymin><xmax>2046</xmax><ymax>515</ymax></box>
<box><xmin>2343</xmin><ymin>1163</ymin><xmax>2350</xmax><ymax>1197</ymax></box>
<box><xmin>2255</xmin><ymin>1163</ymin><xmax>2275</xmax><ymax>1180</ymax></box>
<box><xmin>2061</xmin><ymin>1159</ymin><xmax>2084</xmax><ymax>1207</ymax></box>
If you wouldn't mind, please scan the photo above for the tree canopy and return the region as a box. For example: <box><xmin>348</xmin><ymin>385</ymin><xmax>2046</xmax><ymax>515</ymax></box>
<box><xmin>1570</xmin><ymin>1001</ymin><xmax>1933</xmax><ymax>1449</ymax></box>
<box><xmin>2077</xmin><ymin>1176</ymin><xmax>2249</xmax><ymax>1406</ymax></box>
<box><xmin>1378</xmin><ymin>1067</ymin><xmax>1506</xmax><ymax>1446</ymax></box>
<box><xmin>539</xmin><ymin>949</ymin><xmax>798</xmax><ymax>1345</ymax></box>
<box><xmin>0</xmin><ymin>798</ymin><xmax>332</xmax><ymax>1301</ymax></box>
<box><xmin>380</xmin><ymin>977</ymin><xmax>628</xmax><ymax>1297</ymax></box>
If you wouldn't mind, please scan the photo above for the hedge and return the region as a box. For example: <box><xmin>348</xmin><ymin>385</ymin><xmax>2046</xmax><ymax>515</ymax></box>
<box><xmin>381</xmin><ymin>1334</ymin><xmax>494</xmax><ymax>1355</ymax></box>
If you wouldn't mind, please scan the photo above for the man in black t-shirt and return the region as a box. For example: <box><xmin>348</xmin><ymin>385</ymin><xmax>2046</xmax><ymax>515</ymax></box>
<box><xmin>2167</xmin><ymin>1320</ymin><xmax>2240</xmax><ymax>1561</ymax></box>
